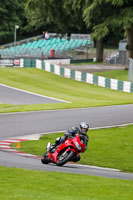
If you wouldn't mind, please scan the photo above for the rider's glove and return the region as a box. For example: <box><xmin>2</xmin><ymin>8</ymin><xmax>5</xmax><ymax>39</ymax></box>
<box><xmin>64</xmin><ymin>131</ymin><xmax>69</xmax><ymax>140</ymax></box>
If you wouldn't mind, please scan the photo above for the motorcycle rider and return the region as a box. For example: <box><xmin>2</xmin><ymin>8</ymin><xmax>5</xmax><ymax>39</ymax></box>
<box><xmin>48</xmin><ymin>122</ymin><xmax>89</xmax><ymax>162</ymax></box>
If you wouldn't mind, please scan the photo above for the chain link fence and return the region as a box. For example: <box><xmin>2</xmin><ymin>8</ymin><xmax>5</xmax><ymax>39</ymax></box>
<box><xmin>104</xmin><ymin>40</ymin><xmax>128</xmax><ymax>66</ymax></box>
<box><xmin>104</xmin><ymin>49</ymin><xmax>128</xmax><ymax>66</ymax></box>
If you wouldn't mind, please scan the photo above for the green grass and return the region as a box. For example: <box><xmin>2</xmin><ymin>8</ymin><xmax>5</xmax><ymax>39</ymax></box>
<box><xmin>0</xmin><ymin>166</ymin><xmax>133</xmax><ymax>200</ymax></box>
<box><xmin>72</xmin><ymin>61</ymin><xmax>103</xmax><ymax>65</ymax></box>
<box><xmin>0</xmin><ymin>67</ymin><xmax>133</xmax><ymax>113</ymax></box>
<box><xmin>0</xmin><ymin>104</ymin><xmax>15</xmax><ymax>109</ymax></box>
<box><xmin>94</xmin><ymin>70</ymin><xmax>128</xmax><ymax>81</ymax></box>
<box><xmin>11</xmin><ymin>125</ymin><xmax>133</xmax><ymax>172</ymax></box>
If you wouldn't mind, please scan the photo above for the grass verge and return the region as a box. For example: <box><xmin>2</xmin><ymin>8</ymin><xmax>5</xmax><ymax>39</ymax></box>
<box><xmin>72</xmin><ymin>61</ymin><xmax>103</xmax><ymax>65</ymax></box>
<box><xmin>11</xmin><ymin>125</ymin><xmax>133</xmax><ymax>172</ymax></box>
<box><xmin>0</xmin><ymin>67</ymin><xmax>133</xmax><ymax>113</ymax></box>
<box><xmin>93</xmin><ymin>70</ymin><xmax>128</xmax><ymax>81</ymax></box>
<box><xmin>0</xmin><ymin>166</ymin><xmax>133</xmax><ymax>200</ymax></box>
<box><xmin>0</xmin><ymin>104</ymin><xmax>15</xmax><ymax>109</ymax></box>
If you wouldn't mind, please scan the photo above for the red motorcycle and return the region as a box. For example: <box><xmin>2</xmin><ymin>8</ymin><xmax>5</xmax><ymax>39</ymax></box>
<box><xmin>41</xmin><ymin>134</ymin><xmax>87</xmax><ymax>166</ymax></box>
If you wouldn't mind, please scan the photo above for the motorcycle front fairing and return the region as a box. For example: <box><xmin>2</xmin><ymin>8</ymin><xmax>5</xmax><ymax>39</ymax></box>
<box><xmin>72</xmin><ymin>134</ymin><xmax>86</xmax><ymax>153</ymax></box>
<box><xmin>47</xmin><ymin>138</ymin><xmax>77</xmax><ymax>163</ymax></box>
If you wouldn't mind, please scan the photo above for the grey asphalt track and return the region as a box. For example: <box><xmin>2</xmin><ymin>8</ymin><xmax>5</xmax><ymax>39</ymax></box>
<box><xmin>0</xmin><ymin>151</ymin><xmax>133</xmax><ymax>180</ymax></box>
<box><xmin>0</xmin><ymin>84</ymin><xmax>65</xmax><ymax>104</ymax></box>
<box><xmin>0</xmin><ymin>104</ymin><xmax>133</xmax><ymax>179</ymax></box>
<box><xmin>0</xmin><ymin>104</ymin><xmax>133</xmax><ymax>139</ymax></box>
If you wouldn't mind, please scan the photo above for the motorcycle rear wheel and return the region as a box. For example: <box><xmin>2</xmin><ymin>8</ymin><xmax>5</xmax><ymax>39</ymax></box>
<box><xmin>57</xmin><ymin>150</ymin><xmax>75</xmax><ymax>166</ymax></box>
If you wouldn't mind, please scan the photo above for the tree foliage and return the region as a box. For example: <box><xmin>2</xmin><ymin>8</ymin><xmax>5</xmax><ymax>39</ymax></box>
<box><xmin>106</xmin><ymin>0</ymin><xmax>133</xmax><ymax>28</ymax></box>
<box><xmin>0</xmin><ymin>0</ymin><xmax>26</xmax><ymax>44</ymax></box>
<box><xmin>25</xmin><ymin>0</ymin><xmax>86</xmax><ymax>34</ymax></box>
<box><xmin>0</xmin><ymin>0</ymin><xmax>133</xmax><ymax>59</ymax></box>
<box><xmin>81</xmin><ymin>0</ymin><xmax>133</xmax><ymax>59</ymax></box>
<box><xmin>107</xmin><ymin>0</ymin><xmax>133</xmax><ymax>57</ymax></box>
<box><xmin>83</xmin><ymin>0</ymin><xmax>121</xmax><ymax>40</ymax></box>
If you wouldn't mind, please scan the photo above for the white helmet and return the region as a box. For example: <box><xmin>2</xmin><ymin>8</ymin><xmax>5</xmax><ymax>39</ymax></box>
<box><xmin>79</xmin><ymin>122</ymin><xmax>89</xmax><ymax>135</ymax></box>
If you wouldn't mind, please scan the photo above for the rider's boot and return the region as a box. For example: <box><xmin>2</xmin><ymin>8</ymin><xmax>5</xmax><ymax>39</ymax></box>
<box><xmin>48</xmin><ymin>137</ymin><xmax>64</xmax><ymax>152</ymax></box>
<box><xmin>46</xmin><ymin>142</ymin><xmax>51</xmax><ymax>152</ymax></box>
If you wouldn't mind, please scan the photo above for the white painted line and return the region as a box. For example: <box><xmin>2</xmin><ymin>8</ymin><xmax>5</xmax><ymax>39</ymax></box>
<box><xmin>6</xmin><ymin>121</ymin><xmax>133</xmax><ymax>142</ymax></box>
<box><xmin>13</xmin><ymin>153</ymin><xmax>34</xmax><ymax>156</ymax></box>
<box><xmin>6</xmin><ymin>149</ymin><xmax>18</xmax><ymax>152</ymax></box>
<box><xmin>8</xmin><ymin>131</ymin><xmax>66</xmax><ymax>141</ymax></box>
<box><xmin>69</xmin><ymin>163</ymin><xmax>120</xmax><ymax>172</ymax></box>
<box><xmin>0</xmin><ymin>107</ymin><xmax>91</xmax><ymax>115</ymax></box>
<box><xmin>0</xmin><ymin>148</ymin><xmax>16</xmax><ymax>151</ymax></box>
<box><xmin>90</xmin><ymin>123</ymin><xmax>133</xmax><ymax>130</ymax></box>
<box><xmin>0</xmin><ymin>83</ymin><xmax>71</xmax><ymax>103</ymax></box>
<box><xmin>1</xmin><ymin>104</ymin><xmax>133</xmax><ymax>117</ymax></box>
<box><xmin>0</xmin><ymin>139</ymin><xmax>22</xmax><ymax>143</ymax></box>
<box><xmin>0</xmin><ymin>145</ymin><xmax>11</xmax><ymax>148</ymax></box>
<box><xmin>1</xmin><ymin>122</ymin><xmax>133</xmax><ymax>172</ymax></box>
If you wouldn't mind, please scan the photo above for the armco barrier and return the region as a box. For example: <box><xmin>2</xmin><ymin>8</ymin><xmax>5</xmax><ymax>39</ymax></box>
<box><xmin>20</xmin><ymin>58</ymin><xmax>133</xmax><ymax>93</ymax></box>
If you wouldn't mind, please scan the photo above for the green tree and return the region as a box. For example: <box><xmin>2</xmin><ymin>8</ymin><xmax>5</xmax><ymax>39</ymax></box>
<box><xmin>83</xmin><ymin>0</ymin><xmax>123</xmax><ymax>61</ymax></box>
<box><xmin>0</xmin><ymin>0</ymin><xmax>26</xmax><ymax>44</ymax></box>
<box><xmin>107</xmin><ymin>0</ymin><xmax>133</xmax><ymax>58</ymax></box>
<box><xmin>25</xmin><ymin>0</ymin><xmax>86</xmax><ymax>35</ymax></box>
<box><xmin>83</xmin><ymin>0</ymin><xmax>133</xmax><ymax>61</ymax></box>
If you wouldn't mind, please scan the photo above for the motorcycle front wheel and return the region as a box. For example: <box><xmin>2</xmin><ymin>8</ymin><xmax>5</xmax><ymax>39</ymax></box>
<box><xmin>57</xmin><ymin>150</ymin><xmax>75</xmax><ymax>166</ymax></box>
<box><xmin>41</xmin><ymin>153</ymin><xmax>49</xmax><ymax>164</ymax></box>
